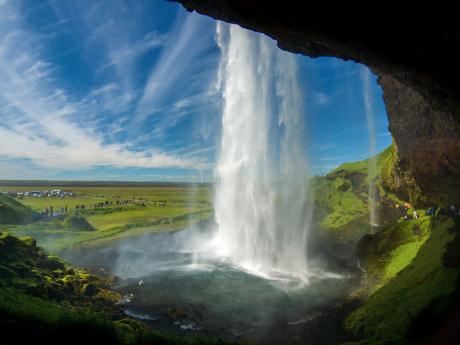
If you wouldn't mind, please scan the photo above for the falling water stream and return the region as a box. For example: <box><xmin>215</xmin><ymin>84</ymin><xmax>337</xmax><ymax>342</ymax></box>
<box><xmin>211</xmin><ymin>23</ymin><xmax>311</xmax><ymax>278</ymax></box>
<box><xmin>361</xmin><ymin>67</ymin><xmax>379</xmax><ymax>227</ymax></box>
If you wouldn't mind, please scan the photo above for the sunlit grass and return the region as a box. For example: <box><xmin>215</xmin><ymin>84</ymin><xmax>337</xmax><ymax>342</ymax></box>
<box><xmin>346</xmin><ymin>216</ymin><xmax>459</xmax><ymax>343</ymax></box>
<box><xmin>1</xmin><ymin>185</ymin><xmax>214</xmax><ymax>253</ymax></box>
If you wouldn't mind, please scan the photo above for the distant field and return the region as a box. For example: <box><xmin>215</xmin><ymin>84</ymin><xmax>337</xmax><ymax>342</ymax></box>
<box><xmin>1</xmin><ymin>184</ymin><xmax>214</xmax><ymax>253</ymax></box>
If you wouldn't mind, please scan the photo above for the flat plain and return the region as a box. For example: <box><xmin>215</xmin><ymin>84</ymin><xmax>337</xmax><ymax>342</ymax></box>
<box><xmin>0</xmin><ymin>184</ymin><xmax>213</xmax><ymax>253</ymax></box>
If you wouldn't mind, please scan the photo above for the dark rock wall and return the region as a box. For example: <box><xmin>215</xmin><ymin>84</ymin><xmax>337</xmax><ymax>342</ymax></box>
<box><xmin>378</xmin><ymin>74</ymin><xmax>460</xmax><ymax>205</ymax></box>
<box><xmin>171</xmin><ymin>0</ymin><xmax>460</xmax><ymax>205</ymax></box>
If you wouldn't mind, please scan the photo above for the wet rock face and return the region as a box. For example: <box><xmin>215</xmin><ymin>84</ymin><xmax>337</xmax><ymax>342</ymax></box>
<box><xmin>378</xmin><ymin>74</ymin><xmax>460</xmax><ymax>205</ymax></box>
<box><xmin>172</xmin><ymin>0</ymin><xmax>460</xmax><ymax>205</ymax></box>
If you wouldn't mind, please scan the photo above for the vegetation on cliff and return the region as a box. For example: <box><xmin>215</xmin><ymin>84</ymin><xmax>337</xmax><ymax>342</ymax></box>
<box><xmin>344</xmin><ymin>216</ymin><xmax>459</xmax><ymax>344</ymax></box>
<box><xmin>311</xmin><ymin>144</ymin><xmax>400</xmax><ymax>242</ymax></box>
<box><xmin>311</xmin><ymin>144</ymin><xmax>460</xmax><ymax>344</ymax></box>
<box><xmin>0</xmin><ymin>231</ymin><xmax>238</xmax><ymax>345</ymax></box>
<box><xmin>379</xmin><ymin>142</ymin><xmax>427</xmax><ymax>206</ymax></box>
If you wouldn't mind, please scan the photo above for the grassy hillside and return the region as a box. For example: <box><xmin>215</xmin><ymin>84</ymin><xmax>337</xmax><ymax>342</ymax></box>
<box><xmin>344</xmin><ymin>216</ymin><xmax>460</xmax><ymax>344</ymax></box>
<box><xmin>0</xmin><ymin>231</ymin><xmax>237</xmax><ymax>345</ymax></box>
<box><xmin>311</xmin><ymin>145</ymin><xmax>399</xmax><ymax>242</ymax></box>
<box><xmin>0</xmin><ymin>194</ymin><xmax>37</xmax><ymax>225</ymax></box>
<box><xmin>311</xmin><ymin>145</ymin><xmax>460</xmax><ymax>343</ymax></box>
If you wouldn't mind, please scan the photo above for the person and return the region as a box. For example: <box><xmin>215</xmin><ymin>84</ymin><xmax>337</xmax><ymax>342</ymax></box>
<box><xmin>413</xmin><ymin>210</ymin><xmax>419</xmax><ymax>219</ymax></box>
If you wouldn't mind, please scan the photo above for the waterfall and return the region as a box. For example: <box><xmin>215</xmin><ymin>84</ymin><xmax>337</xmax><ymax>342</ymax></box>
<box><xmin>211</xmin><ymin>23</ymin><xmax>311</xmax><ymax>278</ymax></box>
<box><xmin>361</xmin><ymin>67</ymin><xmax>379</xmax><ymax>227</ymax></box>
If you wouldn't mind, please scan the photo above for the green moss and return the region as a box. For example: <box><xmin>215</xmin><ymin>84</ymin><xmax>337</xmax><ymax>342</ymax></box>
<box><xmin>95</xmin><ymin>288</ymin><xmax>122</xmax><ymax>304</ymax></box>
<box><xmin>0</xmin><ymin>232</ymin><xmax>241</xmax><ymax>344</ymax></box>
<box><xmin>379</xmin><ymin>142</ymin><xmax>427</xmax><ymax>206</ymax></box>
<box><xmin>357</xmin><ymin>217</ymin><xmax>432</xmax><ymax>290</ymax></box>
<box><xmin>345</xmin><ymin>217</ymin><xmax>459</xmax><ymax>343</ymax></box>
<box><xmin>311</xmin><ymin>143</ymin><xmax>428</xmax><ymax>244</ymax></box>
<box><xmin>331</xmin><ymin>159</ymin><xmax>368</xmax><ymax>176</ymax></box>
<box><xmin>312</xmin><ymin>176</ymin><xmax>367</xmax><ymax>233</ymax></box>
<box><xmin>311</xmin><ymin>149</ymin><xmax>386</xmax><ymax>241</ymax></box>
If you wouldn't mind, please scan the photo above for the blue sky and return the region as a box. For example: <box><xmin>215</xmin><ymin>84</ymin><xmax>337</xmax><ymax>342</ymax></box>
<box><xmin>0</xmin><ymin>0</ymin><xmax>391</xmax><ymax>182</ymax></box>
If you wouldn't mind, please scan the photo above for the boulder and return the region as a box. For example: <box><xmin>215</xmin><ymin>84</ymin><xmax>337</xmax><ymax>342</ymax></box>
<box><xmin>81</xmin><ymin>283</ymin><xmax>100</xmax><ymax>297</ymax></box>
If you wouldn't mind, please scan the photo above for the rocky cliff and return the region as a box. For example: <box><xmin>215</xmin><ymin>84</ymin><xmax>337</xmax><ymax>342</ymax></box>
<box><xmin>171</xmin><ymin>0</ymin><xmax>460</xmax><ymax>205</ymax></box>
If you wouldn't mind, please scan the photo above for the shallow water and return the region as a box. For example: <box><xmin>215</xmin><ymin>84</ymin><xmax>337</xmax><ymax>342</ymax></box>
<box><xmin>64</xmin><ymin>227</ymin><xmax>360</xmax><ymax>344</ymax></box>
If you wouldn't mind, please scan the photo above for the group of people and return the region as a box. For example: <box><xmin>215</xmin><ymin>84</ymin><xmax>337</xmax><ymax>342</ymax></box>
<box><xmin>41</xmin><ymin>206</ymin><xmax>57</xmax><ymax>217</ymax></box>
<box><xmin>423</xmin><ymin>204</ymin><xmax>458</xmax><ymax>219</ymax></box>
<box><xmin>153</xmin><ymin>200</ymin><xmax>167</xmax><ymax>208</ymax></box>
<box><xmin>396</xmin><ymin>202</ymin><xmax>459</xmax><ymax>221</ymax></box>
<box><xmin>436</xmin><ymin>204</ymin><xmax>459</xmax><ymax>218</ymax></box>
<box><xmin>41</xmin><ymin>205</ymin><xmax>72</xmax><ymax>217</ymax></box>
<box><xmin>116</xmin><ymin>199</ymin><xmax>135</xmax><ymax>205</ymax></box>
<box><xmin>94</xmin><ymin>199</ymin><xmax>147</xmax><ymax>207</ymax></box>
<box><xmin>94</xmin><ymin>201</ymin><xmax>112</xmax><ymax>208</ymax></box>
<box><xmin>395</xmin><ymin>203</ymin><xmax>417</xmax><ymax>220</ymax></box>
<box><xmin>40</xmin><ymin>197</ymin><xmax>160</xmax><ymax>218</ymax></box>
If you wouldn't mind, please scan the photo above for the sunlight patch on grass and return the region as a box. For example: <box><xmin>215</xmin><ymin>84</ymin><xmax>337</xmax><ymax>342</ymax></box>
<box><xmin>346</xmin><ymin>217</ymin><xmax>459</xmax><ymax>343</ymax></box>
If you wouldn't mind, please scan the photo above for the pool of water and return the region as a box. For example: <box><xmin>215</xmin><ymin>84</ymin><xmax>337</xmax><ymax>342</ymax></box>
<box><xmin>63</xmin><ymin>227</ymin><xmax>360</xmax><ymax>344</ymax></box>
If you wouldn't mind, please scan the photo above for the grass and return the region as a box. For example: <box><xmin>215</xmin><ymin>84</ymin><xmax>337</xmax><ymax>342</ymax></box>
<box><xmin>357</xmin><ymin>216</ymin><xmax>432</xmax><ymax>294</ymax></box>
<box><xmin>0</xmin><ymin>194</ymin><xmax>37</xmax><ymax>224</ymax></box>
<box><xmin>0</xmin><ymin>231</ymin><xmax>241</xmax><ymax>345</ymax></box>
<box><xmin>311</xmin><ymin>148</ymin><xmax>393</xmax><ymax>241</ymax></box>
<box><xmin>312</xmin><ymin>176</ymin><xmax>367</xmax><ymax>233</ymax></box>
<box><xmin>3</xmin><ymin>210</ymin><xmax>213</xmax><ymax>253</ymax></box>
<box><xmin>0</xmin><ymin>285</ymin><xmax>240</xmax><ymax>345</ymax></box>
<box><xmin>378</xmin><ymin>142</ymin><xmax>427</xmax><ymax>206</ymax></box>
<box><xmin>0</xmin><ymin>185</ymin><xmax>213</xmax><ymax>253</ymax></box>
<box><xmin>311</xmin><ymin>144</ymin><xmax>414</xmax><ymax>242</ymax></box>
<box><xmin>345</xmin><ymin>216</ymin><xmax>459</xmax><ymax>344</ymax></box>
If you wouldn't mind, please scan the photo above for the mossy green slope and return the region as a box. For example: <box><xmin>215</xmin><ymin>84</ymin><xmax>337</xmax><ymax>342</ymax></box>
<box><xmin>0</xmin><ymin>194</ymin><xmax>37</xmax><ymax>225</ymax></box>
<box><xmin>312</xmin><ymin>145</ymin><xmax>396</xmax><ymax>242</ymax></box>
<box><xmin>378</xmin><ymin>142</ymin><xmax>426</xmax><ymax>206</ymax></box>
<box><xmin>344</xmin><ymin>216</ymin><xmax>459</xmax><ymax>344</ymax></box>
<box><xmin>356</xmin><ymin>217</ymin><xmax>432</xmax><ymax>294</ymax></box>
<box><xmin>0</xmin><ymin>231</ymin><xmax>240</xmax><ymax>345</ymax></box>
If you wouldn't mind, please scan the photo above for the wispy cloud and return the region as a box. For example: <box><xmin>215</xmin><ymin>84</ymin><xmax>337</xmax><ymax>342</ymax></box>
<box><xmin>312</xmin><ymin>142</ymin><xmax>337</xmax><ymax>151</ymax></box>
<box><xmin>0</xmin><ymin>1</ymin><xmax>203</xmax><ymax>172</ymax></box>
<box><xmin>313</xmin><ymin>92</ymin><xmax>332</xmax><ymax>105</ymax></box>
<box><xmin>134</xmin><ymin>11</ymin><xmax>217</xmax><ymax>127</ymax></box>
<box><xmin>102</xmin><ymin>32</ymin><xmax>165</xmax><ymax>71</ymax></box>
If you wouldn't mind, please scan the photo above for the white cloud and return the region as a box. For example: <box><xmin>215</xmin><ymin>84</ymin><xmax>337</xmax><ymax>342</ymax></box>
<box><xmin>313</xmin><ymin>142</ymin><xmax>337</xmax><ymax>151</ymax></box>
<box><xmin>314</xmin><ymin>92</ymin><xmax>332</xmax><ymax>105</ymax></box>
<box><xmin>104</xmin><ymin>32</ymin><xmax>165</xmax><ymax>70</ymax></box>
<box><xmin>135</xmin><ymin>12</ymin><xmax>216</xmax><ymax>124</ymax></box>
<box><xmin>0</xmin><ymin>2</ymin><xmax>204</xmax><ymax>172</ymax></box>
